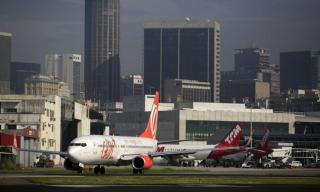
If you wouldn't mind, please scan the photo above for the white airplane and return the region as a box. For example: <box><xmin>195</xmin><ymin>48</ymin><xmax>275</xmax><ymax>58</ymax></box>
<box><xmin>154</xmin><ymin>123</ymin><xmax>251</xmax><ymax>165</ymax></box>
<box><xmin>13</xmin><ymin>91</ymin><xmax>210</xmax><ymax>174</ymax></box>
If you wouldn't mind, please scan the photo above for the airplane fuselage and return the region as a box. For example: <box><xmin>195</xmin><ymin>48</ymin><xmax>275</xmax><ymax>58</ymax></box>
<box><xmin>68</xmin><ymin>135</ymin><xmax>157</xmax><ymax>165</ymax></box>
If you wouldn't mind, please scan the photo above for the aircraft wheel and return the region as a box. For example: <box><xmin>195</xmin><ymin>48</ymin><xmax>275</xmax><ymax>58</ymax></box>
<box><xmin>94</xmin><ymin>166</ymin><xmax>100</xmax><ymax>175</ymax></box>
<box><xmin>100</xmin><ymin>166</ymin><xmax>105</xmax><ymax>174</ymax></box>
<box><xmin>132</xmin><ymin>168</ymin><xmax>139</xmax><ymax>175</ymax></box>
<box><xmin>77</xmin><ymin>167</ymin><xmax>83</xmax><ymax>174</ymax></box>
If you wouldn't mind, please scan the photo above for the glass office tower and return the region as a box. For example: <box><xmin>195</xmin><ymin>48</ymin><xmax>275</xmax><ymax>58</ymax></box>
<box><xmin>144</xmin><ymin>21</ymin><xmax>221</xmax><ymax>102</ymax></box>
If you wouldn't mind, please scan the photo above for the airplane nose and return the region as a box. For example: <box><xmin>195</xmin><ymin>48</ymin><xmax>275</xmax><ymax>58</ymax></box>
<box><xmin>67</xmin><ymin>147</ymin><xmax>78</xmax><ymax>161</ymax></box>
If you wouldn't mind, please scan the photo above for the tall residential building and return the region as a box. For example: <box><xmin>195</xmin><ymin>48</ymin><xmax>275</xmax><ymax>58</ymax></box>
<box><xmin>0</xmin><ymin>32</ymin><xmax>12</xmax><ymax>94</ymax></box>
<box><xmin>143</xmin><ymin>20</ymin><xmax>221</xmax><ymax>102</ymax></box>
<box><xmin>85</xmin><ymin>0</ymin><xmax>120</xmax><ymax>103</ymax></box>
<box><xmin>120</xmin><ymin>74</ymin><xmax>144</xmax><ymax>100</ymax></box>
<box><xmin>43</xmin><ymin>54</ymin><xmax>81</xmax><ymax>100</ymax></box>
<box><xmin>10</xmin><ymin>62</ymin><xmax>41</xmax><ymax>94</ymax></box>
<box><xmin>280</xmin><ymin>51</ymin><xmax>320</xmax><ymax>91</ymax></box>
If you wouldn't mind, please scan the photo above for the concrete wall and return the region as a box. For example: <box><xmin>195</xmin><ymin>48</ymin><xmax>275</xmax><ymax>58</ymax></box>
<box><xmin>111</xmin><ymin>110</ymin><xmax>179</xmax><ymax>141</ymax></box>
<box><xmin>111</xmin><ymin>107</ymin><xmax>295</xmax><ymax>143</ymax></box>
<box><xmin>74</xmin><ymin>102</ymin><xmax>90</xmax><ymax>137</ymax></box>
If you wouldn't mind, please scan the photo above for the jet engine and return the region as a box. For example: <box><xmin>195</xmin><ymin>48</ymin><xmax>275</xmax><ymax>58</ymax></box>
<box><xmin>132</xmin><ymin>155</ymin><xmax>153</xmax><ymax>170</ymax></box>
<box><xmin>63</xmin><ymin>158</ymin><xmax>80</xmax><ymax>171</ymax></box>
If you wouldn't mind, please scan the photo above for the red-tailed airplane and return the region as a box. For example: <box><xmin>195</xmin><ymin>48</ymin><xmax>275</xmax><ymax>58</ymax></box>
<box><xmin>248</xmin><ymin>128</ymin><xmax>273</xmax><ymax>158</ymax></box>
<box><xmin>154</xmin><ymin>123</ymin><xmax>251</xmax><ymax>165</ymax></box>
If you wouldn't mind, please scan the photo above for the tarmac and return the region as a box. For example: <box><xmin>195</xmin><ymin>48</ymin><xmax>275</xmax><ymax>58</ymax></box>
<box><xmin>1</xmin><ymin>167</ymin><xmax>320</xmax><ymax>192</ymax></box>
<box><xmin>1</xmin><ymin>184</ymin><xmax>320</xmax><ymax>192</ymax></box>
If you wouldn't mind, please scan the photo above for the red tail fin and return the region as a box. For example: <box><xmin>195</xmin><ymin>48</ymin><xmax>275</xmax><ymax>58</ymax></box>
<box><xmin>258</xmin><ymin>128</ymin><xmax>271</xmax><ymax>149</ymax></box>
<box><xmin>139</xmin><ymin>91</ymin><xmax>160</xmax><ymax>140</ymax></box>
<box><xmin>217</xmin><ymin>123</ymin><xmax>244</xmax><ymax>148</ymax></box>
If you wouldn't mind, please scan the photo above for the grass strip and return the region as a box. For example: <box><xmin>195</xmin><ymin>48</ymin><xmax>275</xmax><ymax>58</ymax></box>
<box><xmin>0</xmin><ymin>167</ymin><xmax>206</xmax><ymax>175</ymax></box>
<box><xmin>26</xmin><ymin>176</ymin><xmax>320</xmax><ymax>185</ymax></box>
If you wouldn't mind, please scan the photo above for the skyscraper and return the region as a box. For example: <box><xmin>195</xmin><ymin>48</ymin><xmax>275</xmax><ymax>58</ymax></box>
<box><xmin>85</xmin><ymin>0</ymin><xmax>120</xmax><ymax>103</ymax></box>
<box><xmin>11</xmin><ymin>62</ymin><xmax>41</xmax><ymax>94</ymax></box>
<box><xmin>0</xmin><ymin>32</ymin><xmax>12</xmax><ymax>94</ymax></box>
<box><xmin>234</xmin><ymin>48</ymin><xmax>271</xmax><ymax>80</ymax></box>
<box><xmin>144</xmin><ymin>20</ymin><xmax>221</xmax><ymax>102</ymax></box>
<box><xmin>43</xmin><ymin>54</ymin><xmax>81</xmax><ymax>100</ymax></box>
<box><xmin>280</xmin><ymin>51</ymin><xmax>320</xmax><ymax>91</ymax></box>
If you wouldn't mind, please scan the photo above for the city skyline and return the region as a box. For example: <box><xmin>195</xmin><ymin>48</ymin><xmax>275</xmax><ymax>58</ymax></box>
<box><xmin>1</xmin><ymin>0</ymin><xmax>319</xmax><ymax>77</ymax></box>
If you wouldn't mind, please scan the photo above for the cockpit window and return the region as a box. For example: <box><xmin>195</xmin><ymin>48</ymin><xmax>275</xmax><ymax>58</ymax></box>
<box><xmin>70</xmin><ymin>143</ymin><xmax>87</xmax><ymax>147</ymax></box>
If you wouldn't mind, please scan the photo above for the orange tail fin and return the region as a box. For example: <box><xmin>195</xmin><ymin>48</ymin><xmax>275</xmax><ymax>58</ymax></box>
<box><xmin>139</xmin><ymin>91</ymin><xmax>160</xmax><ymax>140</ymax></box>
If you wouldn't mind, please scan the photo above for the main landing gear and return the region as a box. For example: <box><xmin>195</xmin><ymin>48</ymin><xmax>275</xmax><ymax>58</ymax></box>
<box><xmin>94</xmin><ymin>165</ymin><xmax>106</xmax><ymax>175</ymax></box>
<box><xmin>132</xmin><ymin>168</ymin><xmax>143</xmax><ymax>175</ymax></box>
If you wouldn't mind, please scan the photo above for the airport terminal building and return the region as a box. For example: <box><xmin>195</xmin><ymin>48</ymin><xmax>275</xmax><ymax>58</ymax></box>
<box><xmin>110</xmin><ymin>95</ymin><xmax>295</xmax><ymax>144</ymax></box>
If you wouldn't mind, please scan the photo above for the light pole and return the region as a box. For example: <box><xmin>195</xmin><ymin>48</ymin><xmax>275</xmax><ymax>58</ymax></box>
<box><xmin>250</xmin><ymin>107</ymin><xmax>253</xmax><ymax>148</ymax></box>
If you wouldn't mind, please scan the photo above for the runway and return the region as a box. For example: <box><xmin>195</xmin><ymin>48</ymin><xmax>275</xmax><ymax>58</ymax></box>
<box><xmin>1</xmin><ymin>184</ymin><xmax>320</xmax><ymax>192</ymax></box>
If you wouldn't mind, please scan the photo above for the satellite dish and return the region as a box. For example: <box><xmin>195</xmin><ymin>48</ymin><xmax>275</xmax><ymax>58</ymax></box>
<box><xmin>185</xmin><ymin>17</ymin><xmax>191</xmax><ymax>21</ymax></box>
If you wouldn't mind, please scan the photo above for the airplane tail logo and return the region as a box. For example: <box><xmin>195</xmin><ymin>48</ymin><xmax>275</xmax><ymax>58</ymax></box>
<box><xmin>139</xmin><ymin>91</ymin><xmax>160</xmax><ymax>140</ymax></box>
<box><xmin>259</xmin><ymin>128</ymin><xmax>271</xmax><ymax>149</ymax></box>
<box><xmin>217</xmin><ymin>123</ymin><xmax>243</xmax><ymax>148</ymax></box>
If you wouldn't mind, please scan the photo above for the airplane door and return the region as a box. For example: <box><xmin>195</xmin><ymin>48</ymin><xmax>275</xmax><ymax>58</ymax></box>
<box><xmin>93</xmin><ymin>141</ymin><xmax>98</xmax><ymax>154</ymax></box>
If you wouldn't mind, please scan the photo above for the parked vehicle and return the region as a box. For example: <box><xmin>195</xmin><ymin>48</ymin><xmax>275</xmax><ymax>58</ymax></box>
<box><xmin>289</xmin><ymin>161</ymin><xmax>302</xmax><ymax>168</ymax></box>
<box><xmin>263</xmin><ymin>160</ymin><xmax>275</xmax><ymax>168</ymax></box>
<box><xmin>305</xmin><ymin>161</ymin><xmax>320</xmax><ymax>168</ymax></box>
<box><xmin>241</xmin><ymin>161</ymin><xmax>254</xmax><ymax>168</ymax></box>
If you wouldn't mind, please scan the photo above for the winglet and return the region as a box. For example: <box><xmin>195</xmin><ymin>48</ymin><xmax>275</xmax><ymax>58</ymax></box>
<box><xmin>217</xmin><ymin>123</ymin><xmax>244</xmax><ymax>148</ymax></box>
<box><xmin>139</xmin><ymin>91</ymin><xmax>160</xmax><ymax>140</ymax></box>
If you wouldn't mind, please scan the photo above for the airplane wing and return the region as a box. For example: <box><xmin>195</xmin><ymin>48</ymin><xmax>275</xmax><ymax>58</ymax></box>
<box><xmin>247</xmin><ymin>148</ymin><xmax>266</xmax><ymax>154</ymax></box>
<box><xmin>120</xmin><ymin>146</ymin><xmax>249</xmax><ymax>160</ymax></box>
<box><xmin>151</xmin><ymin>146</ymin><xmax>250</xmax><ymax>157</ymax></box>
<box><xmin>214</xmin><ymin>146</ymin><xmax>246</xmax><ymax>152</ymax></box>
<box><xmin>120</xmin><ymin>149</ymin><xmax>206</xmax><ymax>161</ymax></box>
<box><xmin>18</xmin><ymin>148</ymin><xmax>68</xmax><ymax>157</ymax></box>
<box><xmin>157</xmin><ymin>140</ymin><xmax>188</xmax><ymax>145</ymax></box>
<box><xmin>149</xmin><ymin>150</ymin><xmax>198</xmax><ymax>158</ymax></box>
